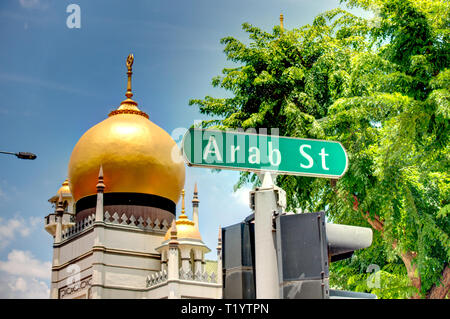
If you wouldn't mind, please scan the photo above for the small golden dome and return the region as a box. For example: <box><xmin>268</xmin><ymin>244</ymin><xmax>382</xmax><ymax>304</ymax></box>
<box><xmin>58</xmin><ymin>179</ymin><xmax>71</xmax><ymax>196</ymax></box>
<box><xmin>48</xmin><ymin>179</ymin><xmax>72</xmax><ymax>203</ymax></box>
<box><xmin>163</xmin><ymin>215</ymin><xmax>202</xmax><ymax>241</ymax></box>
<box><xmin>67</xmin><ymin>55</ymin><xmax>185</xmax><ymax>204</ymax></box>
<box><xmin>163</xmin><ymin>190</ymin><xmax>201</xmax><ymax>241</ymax></box>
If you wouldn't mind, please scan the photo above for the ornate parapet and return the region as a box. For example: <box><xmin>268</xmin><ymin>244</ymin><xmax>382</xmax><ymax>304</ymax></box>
<box><xmin>145</xmin><ymin>267</ymin><xmax>221</xmax><ymax>299</ymax></box>
<box><xmin>59</xmin><ymin>211</ymin><xmax>171</xmax><ymax>242</ymax></box>
<box><xmin>103</xmin><ymin>211</ymin><xmax>170</xmax><ymax>232</ymax></box>
<box><xmin>180</xmin><ymin>268</ymin><xmax>217</xmax><ymax>283</ymax></box>
<box><xmin>146</xmin><ymin>268</ymin><xmax>217</xmax><ymax>290</ymax></box>
<box><xmin>45</xmin><ymin>213</ymin><xmax>75</xmax><ymax>237</ymax></box>
<box><xmin>61</xmin><ymin>213</ymin><xmax>94</xmax><ymax>240</ymax></box>
<box><xmin>146</xmin><ymin>270</ymin><xmax>168</xmax><ymax>288</ymax></box>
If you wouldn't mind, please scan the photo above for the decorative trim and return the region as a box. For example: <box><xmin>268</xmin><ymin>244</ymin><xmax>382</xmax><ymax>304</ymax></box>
<box><xmin>146</xmin><ymin>269</ymin><xmax>218</xmax><ymax>288</ymax></box>
<box><xmin>103</xmin><ymin>211</ymin><xmax>170</xmax><ymax>232</ymax></box>
<box><xmin>61</xmin><ymin>213</ymin><xmax>95</xmax><ymax>241</ymax></box>
<box><xmin>51</xmin><ymin>251</ymin><xmax>93</xmax><ymax>272</ymax></box>
<box><xmin>179</xmin><ymin>268</ymin><xmax>217</xmax><ymax>283</ymax></box>
<box><xmin>108</xmin><ymin>109</ymin><xmax>149</xmax><ymax>119</ymax></box>
<box><xmin>92</xmin><ymin>246</ymin><xmax>161</xmax><ymax>259</ymax></box>
<box><xmin>146</xmin><ymin>270</ymin><xmax>168</xmax><ymax>288</ymax></box>
<box><xmin>60</xmin><ymin>209</ymin><xmax>171</xmax><ymax>245</ymax></box>
<box><xmin>91</xmin><ymin>262</ymin><xmax>160</xmax><ymax>272</ymax></box>
<box><xmin>59</xmin><ymin>276</ymin><xmax>92</xmax><ymax>298</ymax></box>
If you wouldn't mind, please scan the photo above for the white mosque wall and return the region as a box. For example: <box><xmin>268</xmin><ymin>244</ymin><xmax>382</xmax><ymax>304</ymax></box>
<box><xmin>58</xmin><ymin>229</ymin><xmax>95</xmax><ymax>265</ymax></box>
<box><xmin>102</xmin><ymin>224</ymin><xmax>167</xmax><ymax>255</ymax></box>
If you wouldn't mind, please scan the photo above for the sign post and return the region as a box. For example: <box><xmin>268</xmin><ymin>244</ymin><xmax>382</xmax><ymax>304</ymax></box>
<box><xmin>181</xmin><ymin>128</ymin><xmax>349</xmax><ymax>299</ymax></box>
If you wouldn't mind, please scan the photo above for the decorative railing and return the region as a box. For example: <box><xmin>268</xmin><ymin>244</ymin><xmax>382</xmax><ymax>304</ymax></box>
<box><xmin>146</xmin><ymin>270</ymin><xmax>168</xmax><ymax>288</ymax></box>
<box><xmin>44</xmin><ymin>213</ymin><xmax>75</xmax><ymax>227</ymax></box>
<box><xmin>103</xmin><ymin>211</ymin><xmax>170</xmax><ymax>232</ymax></box>
<box><xmin>146</xmin><ymin>268</ymin><xmax>218</xmax><ymax>289</ymax></box>
<box><xmin>60</xmin><ymin>211</ymin><xmax>170</xmax><ymax>241</ymax></box>
<box><xmin>61</xmin><ymin>214</ymin><xmax>95</xmax><ymax>240</ymax></box>
<box><xmin>179</xmin><ymin>268</ymin><xmax>217</xmax><ymax>284</ymax></box>
<box><xmin>44</xmin><ymin>214</ymin><xmax>56</xmax><ymax>227</ymax></box>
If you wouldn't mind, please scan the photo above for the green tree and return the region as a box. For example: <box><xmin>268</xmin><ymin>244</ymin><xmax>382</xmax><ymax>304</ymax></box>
<box><xmin>189</xmin><ymin>0</ymin><xmax>449</xmax><ymax>298</ymax></box>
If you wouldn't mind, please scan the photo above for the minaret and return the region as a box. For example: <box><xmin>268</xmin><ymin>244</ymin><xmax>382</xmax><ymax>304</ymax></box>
<box><xmin>54</xmin><ymin>193</ymin><xmax>64</xmax><ymax>244</ymax></box>
<box><xmin>192</xmin><ymin>183</ymin><xmax>199</xmax><ymax>229</ymax></box>
<box><xmin>280</xmin><ymin>13</ymin><xmax>284</xmax><ymax>31</ymax></box>
<box><xmin>179</xmin><ymin>188</ymin><xmax>188</xmax><ymax>222</ymax></box>
<box><xmin>179</xmin><ymin>190</ymin><xmax>191</xmax><ymax>273</ymax></box>
<box><xmin>91</xmin><ymin>165</ymin><xmax>107</xmax><ymax>298</ymax></box>
<box><xmin>95</xmin><ymin>165</ymin><xmax>105</xmax><ymax>222</ymax></box>
<box><xmin>167</xmin><ymin>220</ymin><xmax>180</xmax><ymax>299</ymax></box>
<box><xmin>50</xmin><ymin>193</ymin><xmax>65</xmax><ymax>299</ymax></box>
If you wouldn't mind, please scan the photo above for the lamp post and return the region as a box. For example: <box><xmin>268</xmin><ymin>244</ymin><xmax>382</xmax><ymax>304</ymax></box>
<box><xmin>0</xmin><ymin>151</ymin><xmax>37</xmax><ymax>160</ymax></box>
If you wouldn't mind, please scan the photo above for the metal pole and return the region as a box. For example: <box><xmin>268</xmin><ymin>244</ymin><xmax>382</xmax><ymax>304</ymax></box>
<box><xmin>0</xmin><ymin>151</ymin><xmax>16</xmax><ymax>156</ymax></box>
<box><xmin>252</xmin><ymin>172</ymin><xmax>285</xmax><ymax>299</ymax></box>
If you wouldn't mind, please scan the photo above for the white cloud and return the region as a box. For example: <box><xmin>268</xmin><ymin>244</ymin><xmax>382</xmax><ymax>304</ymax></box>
<box><xmin>0</xmin><ymin>250</ymin><xmax>51</xmax><ymax>279</ymax></box>
<box><xmin>1</xmin><ymin>275</ymin><xmax>49</xmax><ymax>298</ymax></box>
<box><xmin>18</xmin><ymin>0</ymin><xmax>47</xmax><ymax>10</ymax></box>
<box><xmin>9</xmin><ymin>277</ymin><xmax>27</xmax><ymax>292</ymax></box>
<box><xmin>231</xmin><ymin>187</ymin><xmax>252</xmax><ymax>207</ymax></box>
<box><xmin>0</xmin><ymin>250</ymin><xmax>51</xmax><ymax>298</ymax></box>
<box><xmin>19</xmin><ymin>0</ymin><xmax>37</xmax><ymax>8</ymax></box>
<box><xmin>0</xmin><ymin>216</ymin><xmax>41</xmax><ymax>249</ymax></box>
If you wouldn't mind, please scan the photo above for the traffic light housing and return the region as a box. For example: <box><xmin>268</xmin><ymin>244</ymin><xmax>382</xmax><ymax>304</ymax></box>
<box><xmin>275</xmin><ymin>211</ymin><xmax>374</xmax><ymax>299</ymax></box>
<box><xmin>222</xmin><ymin>211</ymin><xmax>375</xmax><ymax>299</ymax></box>
<box><xmin>222</xmin><ymin>216</ymin><xmax>256</xmax><ymax>299</ymax></box>
<box><xmin>275</xmin><ymin>211</ymin><xmax>329</xmax><ymax>298</ymax></box>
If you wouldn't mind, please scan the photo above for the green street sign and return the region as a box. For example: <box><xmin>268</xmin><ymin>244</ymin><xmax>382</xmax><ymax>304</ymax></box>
<box><xmin>182</xmin><ymin>128</ymin><xmax>348</xmax><ymax>179</ymax></box>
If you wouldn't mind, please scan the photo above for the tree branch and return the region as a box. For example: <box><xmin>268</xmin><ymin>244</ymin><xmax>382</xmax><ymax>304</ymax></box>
<box><xmin>427</xmin><ymin>265</ymin><xmax>450</xmax><ymax>299</ymax></box>
<box><xmin>352</xmin><ymin>194</ymin><xmax>384</xmax><ymax>232</ymax></box>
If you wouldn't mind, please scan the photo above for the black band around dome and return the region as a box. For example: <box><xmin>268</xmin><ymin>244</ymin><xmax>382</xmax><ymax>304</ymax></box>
<box><xmin>75</xmin><ymin>192</ymin><xmax>176</xmax><ymax>215</ymax></box>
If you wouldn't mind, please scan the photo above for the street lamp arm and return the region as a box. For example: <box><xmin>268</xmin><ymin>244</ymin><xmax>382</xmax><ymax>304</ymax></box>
<box><xmin>0</xmin><ymin>151</ymin><xmax>16</xmax><ymax>156</ymax></box>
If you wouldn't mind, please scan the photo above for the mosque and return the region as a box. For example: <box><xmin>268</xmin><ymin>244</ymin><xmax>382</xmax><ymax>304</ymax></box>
<box><xmin>44</xmin><ymin>54</ymin><xmax>223</xmax><ymax>299</ymax></box>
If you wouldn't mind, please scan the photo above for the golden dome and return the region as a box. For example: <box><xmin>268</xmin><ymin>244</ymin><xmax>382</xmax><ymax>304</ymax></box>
<box><xmin>67</xmin><ymin>54</ymin><xmax>185</xmax><ymax>204</ymax></box>
<box><xmin>163</xmin><ymin>215</ymin><xmax>202</xmax><ymax>241</ymax></box>
<box><xmin>164</xmin><ymin>190</ymin><xmax>202</xmax><ymax>241</ymax></box>
<box><xmin>48</xmin><ymin>179</ymin><xmax>72</xmax><ymax>203</ymax></box>
<box><xmin>58</xmin><ymin>179</ymin><xmax>71</xmax><ymax>196</ymax></box>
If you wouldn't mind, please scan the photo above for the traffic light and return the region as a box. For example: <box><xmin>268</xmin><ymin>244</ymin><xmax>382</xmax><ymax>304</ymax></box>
<box><xmin>275</xmin><ymin>211</ymin><xmax>375</xmax><ymax>299</ymax></box>
<box><xmin>222</xmin><ymin>211</ymin><xmax>375</xmax><ymax>299</ymax></box>
<box><xmin>275</xmin><ymin>211</ymin><xmax>329</xmax><ymax>298</ymax></box>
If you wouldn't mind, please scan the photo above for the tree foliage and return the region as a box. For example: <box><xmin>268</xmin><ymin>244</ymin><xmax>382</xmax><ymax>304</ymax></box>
<box><xmin>189</xmin><ymin>0</ymin><xmax>449</xmax><ymax>298</ymax></box>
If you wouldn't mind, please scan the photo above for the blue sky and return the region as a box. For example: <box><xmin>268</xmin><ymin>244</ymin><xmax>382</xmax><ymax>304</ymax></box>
<box><xmin>0</xmin><ymin>0</ymin><xmax>363</xmax><ymax>298</ymax></box>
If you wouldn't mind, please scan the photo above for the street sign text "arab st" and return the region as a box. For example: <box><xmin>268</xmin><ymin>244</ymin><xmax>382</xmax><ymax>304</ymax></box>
<box><xmin>182</xmin><ymin>128</ymin><xmax>348</xmax><ymax>178</ymax></box>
